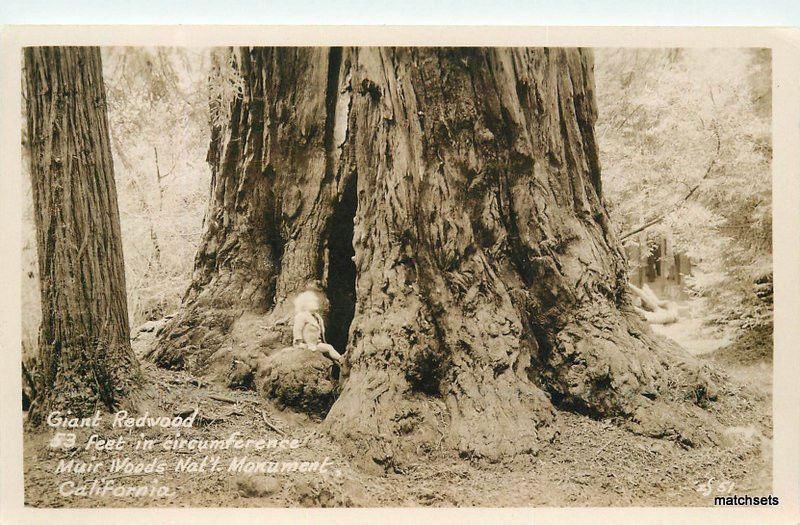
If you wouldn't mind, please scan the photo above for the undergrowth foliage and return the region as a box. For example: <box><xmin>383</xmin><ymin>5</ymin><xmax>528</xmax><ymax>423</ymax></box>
<box><xmin>595</xmin><ymin>48</ymin><xmax>772</xmax><ymax>337</ymax></box>
<box><xmin>102</xmin><ymin>47</ymin><xmax>213</xmax><ymax>324</ymax></box>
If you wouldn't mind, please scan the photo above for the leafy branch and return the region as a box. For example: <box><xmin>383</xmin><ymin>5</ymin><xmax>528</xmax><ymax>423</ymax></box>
<box><xmin>619</xmin><ymin>121</ymin><xmax>721</xmax><ymax>242</ymax></box>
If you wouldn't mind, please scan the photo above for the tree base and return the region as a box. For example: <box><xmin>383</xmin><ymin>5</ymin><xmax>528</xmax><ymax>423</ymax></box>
<box><xmin>147</xmin><ymin>299</ymin><xmax>294</xmax><ymax>377</ymax></box>
<box><xmin>535</xmin><ymin>304</ymin><xmax>725</xmax><ymax>447</ymax></box>
<box><xmin>321</xmin><ymin>303</ymin><xmax>727</xmax><ymax>469</ymax></box>
<box><xmin>27</xmin><ymin>340</ymin><xmax>147</xmax><ymax>426</ymax></box>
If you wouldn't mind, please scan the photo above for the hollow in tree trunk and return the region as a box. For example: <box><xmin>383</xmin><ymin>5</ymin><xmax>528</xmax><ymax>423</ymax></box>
<box><xmin>151</xmin><ymin>47</ymin><xmax>723</xmax><ymax>466</ymax></box>
<box><xmin>25</xmin><ymin>46</ymin><xmax>144</xmax><ymax>424</ymax></box>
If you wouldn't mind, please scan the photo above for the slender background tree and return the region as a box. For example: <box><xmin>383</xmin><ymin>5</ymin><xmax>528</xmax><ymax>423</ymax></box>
<box><xmin>24</xmin><ymin>46</ymin><xmax>143</xmax><ymax>422</ymax></box>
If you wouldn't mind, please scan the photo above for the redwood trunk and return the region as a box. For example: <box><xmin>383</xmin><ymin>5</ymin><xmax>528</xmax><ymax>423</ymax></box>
<box><xmin>25</xmin><ymin>47</ymin><xmax>143</xmax><ymax>422</ymax></box>
<box><xmin>153</xmin><ymin>47</ymin><xmax>721</xmax><ymax>464</ymax></box>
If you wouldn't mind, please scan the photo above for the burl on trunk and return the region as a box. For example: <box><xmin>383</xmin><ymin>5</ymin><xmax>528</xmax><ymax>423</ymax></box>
<box><xmin>150</xmin><ymin>47</ymin><xmax>723</xmax><ymax>466</ymax></box>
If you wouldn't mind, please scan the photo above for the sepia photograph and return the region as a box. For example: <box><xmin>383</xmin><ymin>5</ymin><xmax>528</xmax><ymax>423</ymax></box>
<box><xmin>3</xmin><ymin>25</ymin><xmax>795</xmax><ymax>519</ymax></box>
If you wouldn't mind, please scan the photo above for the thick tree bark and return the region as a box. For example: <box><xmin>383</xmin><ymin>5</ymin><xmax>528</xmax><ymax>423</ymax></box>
<box><xmin>25</xmin><ymin>47</ymin><xmax>144</xmax><ymax>423</ymax></box>
<box><xmin>149</xmin><ymin>48</ymin><xmax>342</xmax><ymax>371</ymax></box>
<box><xmin>152</xmin><ymin>47</ymin><xmax>721</xmax><ymax>465</ymax></box>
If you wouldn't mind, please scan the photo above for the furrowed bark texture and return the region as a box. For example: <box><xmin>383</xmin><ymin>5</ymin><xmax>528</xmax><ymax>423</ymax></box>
<box><xmin>153</xmin><ymin>47</ymin><xmax>722</xmax><ymax>464</ymax></box>
<box><xmin>150</xmin><ymin>48</ymin><xmax>345</xmax><ymax>371</ymax></box>
<box><xmin>25</xmin><ymin>46</ymin><xmax>143</xmax><ymax>422</ymax></box>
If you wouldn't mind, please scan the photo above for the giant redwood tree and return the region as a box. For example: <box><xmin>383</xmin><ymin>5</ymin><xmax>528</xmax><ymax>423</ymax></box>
<box><xmin>151</xmin><ymin>47</ymin><xmax>724</xmax><ymax>465</ymax></box>
<box><xmin>25</xmin><ymin>47</ymin><xmax>143</xmax><ymax>423</ymax></box>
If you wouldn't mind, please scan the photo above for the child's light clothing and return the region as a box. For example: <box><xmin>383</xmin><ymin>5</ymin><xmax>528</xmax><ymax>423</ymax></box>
<box><xmin>292</xmin><ymin>306</ymin><xmax>343</xmax><ymax>364</ymax></box>
<box><xmin>293</xmin><ymin>311</ymin><xmax>326</xmax><ymax>350</ymax></box>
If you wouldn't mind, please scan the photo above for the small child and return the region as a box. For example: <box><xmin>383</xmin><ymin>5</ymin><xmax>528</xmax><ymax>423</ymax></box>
<box><xmin>292</xmin><ymin>289</ymin><xmax>343</xmax><ymax>364</ymax></box>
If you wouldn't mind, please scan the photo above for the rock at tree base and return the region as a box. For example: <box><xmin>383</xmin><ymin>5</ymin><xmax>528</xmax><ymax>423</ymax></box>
<box><xmin>254</xmin><ymin>346</ymin><xmax>337</xmax><ymax>418</ymax></box>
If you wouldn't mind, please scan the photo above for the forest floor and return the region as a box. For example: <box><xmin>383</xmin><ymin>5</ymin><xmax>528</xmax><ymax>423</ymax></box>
<box><xmin>23</xmin><ymin>317</ymin><xmax>772</xmax><ymax>508</ymax></box>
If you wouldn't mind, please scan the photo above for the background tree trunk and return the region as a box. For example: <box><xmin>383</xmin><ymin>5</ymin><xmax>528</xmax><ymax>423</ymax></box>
<box><xmin>25</xmin><ymin>46</ymin><xmax>143</xmax><ymax>423</ymax></box>
<box><xmin>152</xmin><ymin>47</ymin><xmax>722</xmax><ymax>465</ymax></box>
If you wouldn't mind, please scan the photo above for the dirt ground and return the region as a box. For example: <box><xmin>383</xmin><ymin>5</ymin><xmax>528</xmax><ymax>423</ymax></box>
<box><xmin>23</xmin><ymin>320</ymin><xmax>772</xmax><ymax>508</ymax></box>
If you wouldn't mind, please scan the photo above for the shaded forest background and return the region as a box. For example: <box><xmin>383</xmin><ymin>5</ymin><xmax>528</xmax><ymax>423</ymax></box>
<box><xmin>20</xmin><ymin>47</ymin><xmax>772</xmax><ymax>362</ymax></box>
